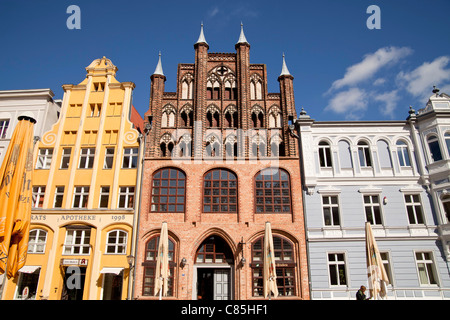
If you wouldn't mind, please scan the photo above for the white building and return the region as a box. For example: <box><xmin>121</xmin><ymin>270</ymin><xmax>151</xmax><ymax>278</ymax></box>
<box><xmin>296</xmin><ymin>96</ymin><xmax>450</xmax><ymax>299</ymax></box>
<box><xmin>414</xmin><ymin>88</ymin><xmax>450</xmax><ymax>263</ymax></box>
<box><xmin>0</xmin><ymin>89</ymin><xmax>61</xmax><ymax>166</ymax></box>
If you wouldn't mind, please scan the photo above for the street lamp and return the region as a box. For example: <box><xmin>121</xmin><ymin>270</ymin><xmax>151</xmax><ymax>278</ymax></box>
<box><xmin>127</xmin><ymin>254</ymin><xmax>135</xmax><ymax>270</ymax></box>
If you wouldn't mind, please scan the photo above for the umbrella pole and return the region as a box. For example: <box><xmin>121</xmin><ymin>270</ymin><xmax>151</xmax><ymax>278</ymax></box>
<box><xmin>159</xmin><ymin>276</ymin><xmax>163</xmax><ymax>300</ymax></box>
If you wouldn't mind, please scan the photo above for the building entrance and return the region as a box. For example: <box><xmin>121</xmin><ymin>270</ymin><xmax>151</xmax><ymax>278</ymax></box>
<box><xmin>194</xmin><ymin>235</ymin><xmax>234</xmax><ymax>300</ymax></box>
<box><xmin>61</xmin><ymin>266</ymin><xmax>86</xmax><ymax>300</ymax></box>
<box><xmin>197</xmin><ymin>268</ymin><xmax>231</xmax><ymax>300</ymax></box>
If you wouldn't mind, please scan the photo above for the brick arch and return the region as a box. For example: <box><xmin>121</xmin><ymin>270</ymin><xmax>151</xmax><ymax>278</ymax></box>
<box><xmin>190</xmin><ymin>227</ymin><xmax>238</xmax><ymax>262</ymax></box>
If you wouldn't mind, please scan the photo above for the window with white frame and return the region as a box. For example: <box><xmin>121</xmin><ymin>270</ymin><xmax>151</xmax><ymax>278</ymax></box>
<box><xmin>36</xmin><ymin>148</ymin><xmax>53</xmax><ymax>169</ymax></box>
<box><xmin>322</xmin><ymin>195</ymin><xmax>340</xmax><ymax>226</ymax></box>
<box><xmin>427</xmin><ymin>135</ymin><xmax>443</xmax><ymax>162</ymax></box>
<box><xmin>54</xmin><ymin>186</ymin><xmax>64</xmax><ymax>208</ymax></box>
<box><xmin>404</xmin><ymin>194</ymin><xmax>425</xmax><ymax>224</ymax></box>
<box><xmin>60</xmin><ymin>147</ymin><xmax>71</xmax><ymax>169</ymax></box>
<box><xmin>79</xmin><ymin>148</ymin><xmax>95</xmax><ymax>169</ymax></box>
<box><xmin>328</xmin><ymin>253</ymin><xmax>347</xmax><ymax>286</ymax></box>
<box><xmin>445</xmin><ymin>132</ymin><xmax>450</xmax><ymax>157</ymax></box>
<box><xmin>415</xmin><ymin>252</ymin><xmax>438</xmax><ymax>285</ymax></box>
<box><xmin>441</xmin><ymin>195</ymin><xmax>450</xmax><ymax>223</ymax></box>
<box><xmin>32</xmin><ymin>186</ymin><xmax>46</xmax><ymax>208</ymax></box>
<box><xmin>73</xmin><ymin>186</ymin><xmax>89</xmax><ymax>208</ymax></box>
<box><xmin>106</xmin><ymin>230</ymin><xmax>127</xmax><ymax>254</ymax></box>
<box><xmin>396</xmin><ymin>141</ymin><xmax>411</xmax><ymax>167</ymax></box>
<box><xmin>28</xmin><ymin>229</ymin><xmax>48</xmax><ymax>254</ymax></box>
<box><xmin>379</xmin><ymin>252</ymin><xmax>393</xmax><ymax>285</ymax></box>
<box><xmin>318</xmin><ymin>141</ymin><xmax>332</xmax><ymax>168</ymax></box>
<box><xmin>0</xmin><ymin>119</ymin><xmax>9</xmax><ymax>139</ymax></box>
<box><xmin>122</xmin><ymin>147</ymin><xmax>138</xmax><ymax>168</ymax></box>
<box><xmin>357</xmin><ymin>141</ymin><xmax>372</xmax><ymax>167</ymax></box>
<box><xmin>103</xmin><ymin>147</ymin><xmax>114</xmax><ymax>169</ymax></box>
<box><xmin>63</xmin><ymin>228</ymin><xmax>91</xmax><ymax>255</ymax></box>
<box><xmin>364</xmin><ymin>195</ymin><xmax>383</xmax><ymax>225</ymax></box>
<box><xmin>99</xmin><ymin>186</ymin><xmax>110</xmax><ymax>208</ymax></box>
<box><xmin>118</xmin><ymin>186</ymin><xmax>135</xmax><ymax>209</ymax></box>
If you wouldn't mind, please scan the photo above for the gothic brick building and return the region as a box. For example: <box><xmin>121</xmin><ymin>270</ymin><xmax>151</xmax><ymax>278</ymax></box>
<box><xmin>134</xmin><ymin>24</ymin><xmax>310</xmax><ymax>300</ymax></box>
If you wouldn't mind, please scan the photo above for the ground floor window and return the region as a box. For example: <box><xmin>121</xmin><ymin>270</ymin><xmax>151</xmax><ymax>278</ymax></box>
<box><xmin>142</xmin><ymin>235</ymin><xmax>176</xmax><ymax>296</ymax></box>
<box><xmin>15</xmin><ymin>268</ymin><xmax>40</xmax><ymax>300</ymax></box>
<box><xmin>251</xmin><ymin>235</ymin><xmax>296</xmax><ymax>297</ymax></box>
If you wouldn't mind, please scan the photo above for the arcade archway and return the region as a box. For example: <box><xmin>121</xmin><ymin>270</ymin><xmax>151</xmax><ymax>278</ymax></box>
<box><xmin>193</xmin><ymin>235</ymin><xmax>234</xmax><ymax>300</ymax></box>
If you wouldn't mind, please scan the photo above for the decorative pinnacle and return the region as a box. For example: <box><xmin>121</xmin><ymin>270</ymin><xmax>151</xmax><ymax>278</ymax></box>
<box><xmin>153</xmin><ymin>51</ymin><xmax>164</xmax><ymax>76</ymax></box>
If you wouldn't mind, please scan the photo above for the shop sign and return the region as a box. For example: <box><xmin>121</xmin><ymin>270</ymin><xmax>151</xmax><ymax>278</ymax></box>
<box><xmin>60</xmin><ymin>258</ymin><xmax>88</xmax><ymax>266</ymax></box>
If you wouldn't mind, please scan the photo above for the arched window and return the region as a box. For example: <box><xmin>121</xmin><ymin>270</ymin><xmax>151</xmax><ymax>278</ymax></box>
<box><xmin>150</xmin><ymin>168</ymin><xmax>186</xmax><ymax>212</ymax></box>
<box><xmin>177</xmin><ymin>135</ymin><xmax>192</xmax><ymax>158</ymax></box>
<box><xmin>206</xmin><ymin>106</ymin><xmax>220</xmax><ymax>127</ymax></box>
<box><xmin>180</xmin><ymin>105</ymin><xmax>193</xmax><ymax>127</ymax></box>
<box><xmin>255</xmin><ymin>168</ymin><xmax>291</xmax><ymax>213</ymax></box>
<box><xmin>203</xmin><ymin>169</ymin><xmax>237</xmax><ymax>213</ymax></box>
<box><xmin>251</xmin><ymin>235</ymin><xmax>295</xmax><ymax>297</ymax></box>
<box><xmin>396</xmin><ymin>140</ymin><xmax>411</xmax><ymax>167</ymax></box>
<box><xmin>251</xmin><ymin>134</ymin><xmax>267</xmax><ymax>158</ymax></box>
<box><xmin>195</xmin><ymin>236</ymin><xmax>233</xmax><ymax>264</ymax></box>
<box><xmin>160</xmin><ymin>134</ymin><xmax>175</xmax><ymax>158</ymax></box>
<box><xmin>357</xmin><ymin>141</ymin><xmax>372</xmax><ymax>167</ymax></box>
<box><xmin>225</xmin><ymin>135</ymin><xmax>238</xmax><ymax>158</ymax></box>
<box><xmin>161</xmin><ymin>106</ymin><xmax>176</xmax><ymax>128</ymax></box>
<box><xmin>318</xmin><ymin>141</ymin><xmax>332</xmax><ymax>168</ymax></box>
<box><xmin>207</xmin><ymin>80</ymin><xmax>220</xmax><ymax>100</ymax></box>
<box><xmin>427</xmin><ymin>135</ymin><xmax>442</xmax><ymax>162</ymax></box>
<box><xmin>224</xmin><ymin>106</ymin><xmax>238</xmax><ymax>128</ymax></box>
<box><xmin>106</xmin><ymin>230</ymin><xmax>128</xmax><ymax>254</ymax></box>
<box><xmin>28</xmin><ymin>229</ymin><xmax>48</xmax><ymax>254</ymax></box>
<box><xmin>268</xmin><ymin>107</ymin><xmax>282</xmax><ymax>128</ymax></box>
<box><xmin>224</xmin><ymin>81</ymin><xmax>237</xmax><ymax>100</ymax></box>
<box><xmin>143</xmin><ymin>235</ymin><xmax>176</xmax><ymax>296</ymax></box>
<box><xmin>270</xmin><ymin>135</ymin><xmax>285</xmax><ymax>157</ymax></box>
<box><xmin>251</xmin><ymin>106</ymin><xmax>264</xmax><ymax>128</ymax></box>
<box><xmin>250</xmin><ymin>76</ymin><xmax>263</xmax><ymax>100</ymax></box>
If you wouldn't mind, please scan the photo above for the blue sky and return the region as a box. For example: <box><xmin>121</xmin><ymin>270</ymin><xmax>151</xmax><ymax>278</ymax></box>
<box><xmin>0</xmin><ymin>0</ymin><xmax>449</xmax><ymax>121</ymax></box>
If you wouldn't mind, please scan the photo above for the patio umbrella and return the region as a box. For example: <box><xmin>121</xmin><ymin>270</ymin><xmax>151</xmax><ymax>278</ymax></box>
<box><xmin>0</xmin><ymin>116</ymin><xmax>35</xmax><ymax>278</ymax></box>
<box><xmin>365</xmin><ymin>222</ymin><xmax>390</xmax><ymax>299</ymax></box>
<box><xmin>263</xmin><ymin>221</ymin><xmax>278</xmax><ymax>299</ymax></box>
<box><xmin>154</xmin><ymin>222</ymin><xmax>169</xmax><ymax>299</ymax></box>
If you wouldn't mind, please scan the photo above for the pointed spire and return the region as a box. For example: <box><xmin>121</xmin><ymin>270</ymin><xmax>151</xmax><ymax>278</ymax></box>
<box><xmin>280</xmin><ymin>53</ymin><xmax>291</xmax><ymax>77</ymax></box>
<box><xmin>236</xmin><ymin>22</ymin><xmax>249</xmax><ymax>45</ymax></box>
<box><xmin>153</xmin><ymin>51</ymin><xmax>164</xmax><ymax>76</ymax></box>
<box><xmin>195</xmin><ymin>22</ymin><xmax>208</xmax><ymax>45</ymax></box>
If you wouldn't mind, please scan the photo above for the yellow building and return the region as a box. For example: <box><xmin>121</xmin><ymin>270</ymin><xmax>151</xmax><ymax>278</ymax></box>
<box><xmin>1</xmin><ymin>57</ymin><xmax>143</xmax><ymax>300</ymax></box>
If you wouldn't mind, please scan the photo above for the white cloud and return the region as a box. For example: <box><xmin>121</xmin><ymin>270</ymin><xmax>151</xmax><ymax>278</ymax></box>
<box><xmin>373</xmin><ymin>78</ymin><xmax>386</xmax><ymax>86</ymax></box>
<box><xmin>374</xmin><ymin>90</ymin><xmax>399</xmax><ymax>118</ymax></box>
<box><xmin>397</xmin><ymin>56</ymin><xmax>450</xmax><ymax>101</ymax></box>
<box><xmin>328</xmin><ymin>46</ymin><xmax>412</xmax><ymax>93</ymax></box>
<box><xmin>325</xmin><ymin>87</ymin><xmax>368</xmax><ymax>119</ymax></box>
<box><xmin>207</xmin><ymin>6</ymin><xmax>219</xmax><ymax>18</ymax></box>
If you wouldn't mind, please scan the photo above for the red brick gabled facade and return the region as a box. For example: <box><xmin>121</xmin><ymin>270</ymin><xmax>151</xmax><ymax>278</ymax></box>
<box><xmin>135</xmin><ymin>25</ymin><xmax>309</xmax><ymax>300</ymax></box>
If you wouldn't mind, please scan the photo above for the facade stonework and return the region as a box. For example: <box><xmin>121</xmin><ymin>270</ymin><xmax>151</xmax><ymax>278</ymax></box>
<box><xmin>135</xmin><ymin>26</ymin><xmax>310</xmax><ymax>300</ymax></box>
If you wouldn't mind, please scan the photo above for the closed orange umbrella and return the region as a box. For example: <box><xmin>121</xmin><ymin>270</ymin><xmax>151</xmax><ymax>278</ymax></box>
<box><xmin>263</xmin><ymin>221</ymin><xmax>278</xmax><ymax>299</ymax></box>
<box><xmin>0</xmin><ymin>116</ymin><xmax>35</xmax><ymax>279</ymax></box>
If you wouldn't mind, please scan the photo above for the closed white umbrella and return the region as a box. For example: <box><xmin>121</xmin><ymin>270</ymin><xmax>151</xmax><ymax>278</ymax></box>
<box><xmin>365</xmin><ymin>222</ymin><xmax>389</xmax><ymax>299</ymax></box>
<box><xmin>263</xmin><ymin>221</ymin><xmax>278</xmax><ymax>299</ymax></box>
<box><xmin>154</xmin><ymin>222</ymin><xmax>169</xmax><ymax>299</ymax></box>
